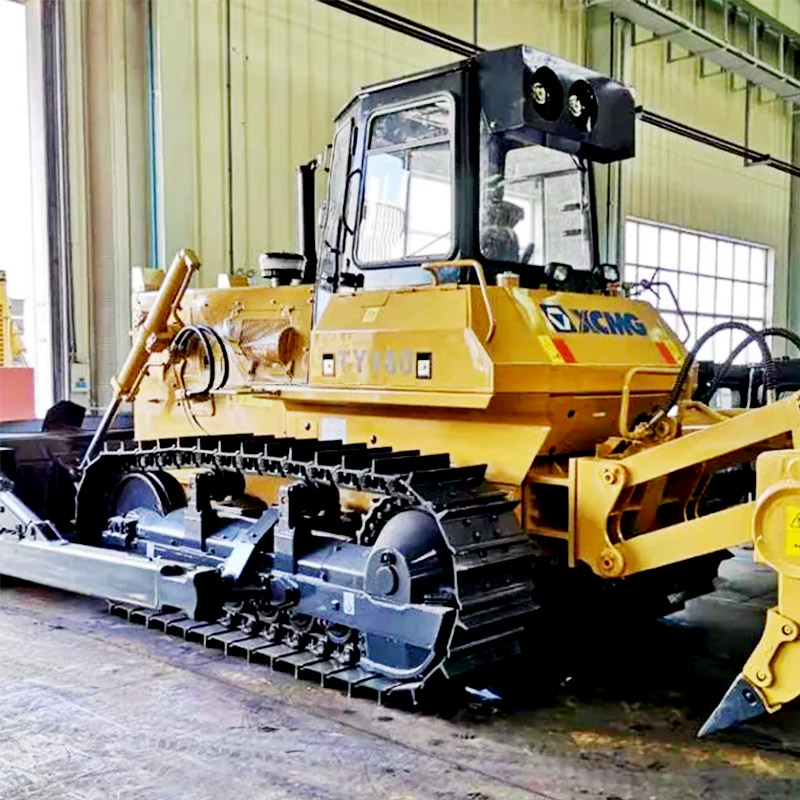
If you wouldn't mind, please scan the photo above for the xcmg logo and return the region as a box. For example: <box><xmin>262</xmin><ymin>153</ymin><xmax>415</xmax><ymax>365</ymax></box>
<box><xmin>540</xmin><ymin>304</ymin><xmax>647</xmax><ymax>336</ymax></box>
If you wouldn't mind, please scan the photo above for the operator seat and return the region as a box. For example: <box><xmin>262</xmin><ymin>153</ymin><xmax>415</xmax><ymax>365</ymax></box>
<box><xmin>480</xmin><ymin>200</ymin><xmax>524</xmax><ymax>263</ymax></box>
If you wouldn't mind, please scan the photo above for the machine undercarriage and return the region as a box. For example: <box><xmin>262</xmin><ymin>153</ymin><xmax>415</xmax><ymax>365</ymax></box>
<box><xmin>0</xmin><ymin>426</ymin><xmax>730</xmax><ymax>704</ymax></box>
<box><xmin>1</xmin><ymin>432</ymin><xmax>537</xmax><ymax>693</ymax></box>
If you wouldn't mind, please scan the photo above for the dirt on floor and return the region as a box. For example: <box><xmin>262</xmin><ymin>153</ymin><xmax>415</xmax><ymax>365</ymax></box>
<box><xmin>0</xmin><ymin>550</ymin><xmax>798</xmax><ymax>800</ymax></box>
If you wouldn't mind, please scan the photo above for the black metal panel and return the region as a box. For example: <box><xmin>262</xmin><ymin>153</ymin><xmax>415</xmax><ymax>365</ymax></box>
<box><xmin>476</xmin><ymin>46</ymin><xmax>635</xmax><ymax>163</ymax></box>
<box><xmin>353</xmin><ymin>64</ymin><xmax>474</xmax><ymax>268</ymax></box>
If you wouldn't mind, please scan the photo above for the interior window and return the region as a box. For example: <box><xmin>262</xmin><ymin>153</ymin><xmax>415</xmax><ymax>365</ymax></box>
<box><xmin>480</xmin><ymin>126</ymin><xmax>593</xmax><ymax>271</ymax></box>
<box><xmin>356</xmin><ymin>98</ymin><xmax>453</xmax><ymax>266</ymax></box>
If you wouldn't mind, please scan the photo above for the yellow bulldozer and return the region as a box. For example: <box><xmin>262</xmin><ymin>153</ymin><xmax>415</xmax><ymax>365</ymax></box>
<box><xmin>1</xmin><ymin>45</ymin><xmax>799</xmax><ymax>737</ymax></box>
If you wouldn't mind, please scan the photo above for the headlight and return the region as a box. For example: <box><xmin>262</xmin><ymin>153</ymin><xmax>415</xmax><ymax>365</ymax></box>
<box><xmin>546</xmin><ymin>262</ymin><xmax>573</xmax><ymax>285</ymax></box>
<box><xmin>553</xmin><ymin>264</ymin><xmax>570</xmax><ymax>283</ymax></box>
<box><xmin>529</xmin><ymin>66</ymin><xmax>563</xmax><ymax>122</ymax></box>
<box><xmin>567</xmin><ymin>80</ymin><xmax>597</xmax><ymax>132</ymax></box>
<box><xmin>568</xmin><ymin>94</ymin><xmax>584</xmax><ymax>119</ymax></box>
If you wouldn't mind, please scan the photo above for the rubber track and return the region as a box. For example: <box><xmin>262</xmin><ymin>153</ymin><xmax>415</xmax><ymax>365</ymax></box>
<box><xmin>87</xmin><ymin>434</ymin><xmax>537</xmax><ymax>687</ymax></box>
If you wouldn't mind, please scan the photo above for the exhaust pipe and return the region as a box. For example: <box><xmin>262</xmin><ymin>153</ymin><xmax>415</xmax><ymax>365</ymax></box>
<box><xmin>297</xmin><ymin>159</ymin><xmax>318</xmax><ymax>284</ymax></box>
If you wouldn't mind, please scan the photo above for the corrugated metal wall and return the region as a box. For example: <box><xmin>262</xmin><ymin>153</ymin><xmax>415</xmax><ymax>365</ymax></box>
<box><xmin>65</xmin><ymin>0</ymin><xmax>151</xmax><ymax>406</ymax></box>
<box><xmin>152</xmin><ymin>0</ymin><xmax>583</xmax><ymax>282</ymax></box>
<box><xmin>624</xmin><ymin>36</ymin><xmax>793</xmax><ymax>322</ymax></box>
<box><xmin>748</xmin><ymin>0</ymin><xmax>800</xmax><ymax>33</ymax></box>
<box><xmin>151</xmin><ymin>0</ymin><xmax>793</xmax><ymax>296</ymax></box>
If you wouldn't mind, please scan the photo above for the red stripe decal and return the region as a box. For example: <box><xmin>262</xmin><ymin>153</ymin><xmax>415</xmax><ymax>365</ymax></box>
<box><xmin>552</xmin><ymin>338</ymin><xmax>577</xmax><ymax>363</ymax></box>
<box><xmin>656</xmin><ymin>341</ymin><xmax>677</xmax><ymax>365</ymax></box>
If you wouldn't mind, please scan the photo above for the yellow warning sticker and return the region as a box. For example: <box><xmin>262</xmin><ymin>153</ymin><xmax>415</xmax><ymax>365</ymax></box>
<box><xmin>785</xmin><ymin>505</ymin><xmax>800</xmax><ymax>557</ymax></box>
<box><xmin>649</xmin><ymin>326</ymin><xmax>684</xmax><ymax>365</ymax></box>
<box><xmin>538</xmin><ymin>335</ymin><xmax>565</xmax><ymax>364</ymax></box>
<box><xmin>662</xmin><ymin>339</ymin><xmax>683</xmax><ymax>364</ymax></box>
<box><xmin>361</xmin><ymin>307</ymin><xmax>380</xmax><ymax>323</ymax></box>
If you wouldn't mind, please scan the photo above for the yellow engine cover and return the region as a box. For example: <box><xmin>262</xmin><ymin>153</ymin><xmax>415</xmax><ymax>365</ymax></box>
<box><xmin>134</xmin><ymin>280</ymin><xmax>687</xmax><ymax>487</ymax></box>
<box><xmin>309</xmin><ymin>284</ymin><xmax>683</xmax><ymax>396</ymax></box>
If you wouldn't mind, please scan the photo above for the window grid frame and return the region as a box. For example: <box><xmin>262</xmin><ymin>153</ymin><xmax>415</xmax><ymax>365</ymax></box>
<box><xmin>624</xmin><ymin>218</ymin><xmax>774</xmax><ymax>364</ymax></box>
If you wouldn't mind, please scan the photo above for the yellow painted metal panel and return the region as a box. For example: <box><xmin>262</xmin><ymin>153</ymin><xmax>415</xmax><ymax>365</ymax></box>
<box><xmin>618</xmin><ymin>502</ymin><xmax>756</xmax><ymax>574</ymax></box>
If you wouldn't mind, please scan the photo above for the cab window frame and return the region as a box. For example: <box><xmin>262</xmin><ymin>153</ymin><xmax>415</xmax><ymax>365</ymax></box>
<box><xmin>478</xmin><ymin>129</ymin><xmax>596</xmax><ymax>273</ymax></box>
<box><xmin>318</xmin><ymin>118</ymin><xmax>355</xmax><ymax>265</ymax></box>
<box><xmin>352</xmin><ymin>92</ymin><xmax>458</xmax><ymax>270</ymax></box>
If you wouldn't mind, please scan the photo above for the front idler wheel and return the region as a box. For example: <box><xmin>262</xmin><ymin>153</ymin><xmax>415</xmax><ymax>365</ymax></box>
<box><xmin>361</xmin><ymin>508</ymin><xmax>457</xmax><ymax>680</ymax></box>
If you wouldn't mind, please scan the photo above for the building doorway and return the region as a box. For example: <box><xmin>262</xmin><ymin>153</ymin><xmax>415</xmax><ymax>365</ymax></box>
<box><xmin>0</xmin><ymin>0</ymin><xmax>52</xmax><ymax>417</ymax></box>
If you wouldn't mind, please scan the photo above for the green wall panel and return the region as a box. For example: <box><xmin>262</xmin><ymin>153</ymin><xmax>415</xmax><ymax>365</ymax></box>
<box><xmin>748</xmin><ymin>0</ymin><xmax>800</xmax><ymax>35</ymax></box>
<box><xmin>624</xmin><ymin>38</ymin><xmax>793</xmax><ymax>323</ymax></box>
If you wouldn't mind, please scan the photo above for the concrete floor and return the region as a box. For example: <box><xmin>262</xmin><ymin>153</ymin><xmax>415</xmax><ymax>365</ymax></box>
<box><xmin>1</xmin><ymin>551</ymin><xmax>800</xmax><ymax>799</ymax></box>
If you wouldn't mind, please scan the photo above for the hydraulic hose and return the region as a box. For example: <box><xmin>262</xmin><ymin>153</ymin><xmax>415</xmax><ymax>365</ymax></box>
<box><xmin>646</xmin><ymin>320</ymin><xmax>775</xmax><ymax>431</ymax></box>
<box><xmin>701</xmin><ymin>327</ymin><xmax>800</xmax><ymax>405</ymax></box>
<box><xmin>169</xmin><ymin>324</ymin><xmax>230</xmax><ymax>397</ymax></box>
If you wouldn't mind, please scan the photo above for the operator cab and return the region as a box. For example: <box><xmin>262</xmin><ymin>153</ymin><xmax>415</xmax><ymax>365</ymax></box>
<box><xmin>315</xmin><ymin>45</ymin><xmax>636</xmax><ymax>314</ymax></box>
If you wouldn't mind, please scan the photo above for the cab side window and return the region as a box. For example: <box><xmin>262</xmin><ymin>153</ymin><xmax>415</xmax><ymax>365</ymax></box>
<box><xmin>356</xmin><ymin>98</ymin><xmax>454</xmax><ymax>266</ymax></box>
<box><xmin>318</xmin><ymin>120</ymin><xmax>353</xmax><ymax>280</ymax></box>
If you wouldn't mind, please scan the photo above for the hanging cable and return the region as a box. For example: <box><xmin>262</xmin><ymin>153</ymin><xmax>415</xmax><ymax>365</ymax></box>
<box><xmin>174</xmin><ymin>362</ymin><xmax>210</xmax><ymax>435</ymax></box>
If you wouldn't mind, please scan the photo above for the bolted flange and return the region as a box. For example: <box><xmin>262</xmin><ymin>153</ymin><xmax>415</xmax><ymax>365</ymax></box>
<box><xmin>601</xmin><ymin>465</ymin><xmax>626</xmax><ymax>487</ymax></box>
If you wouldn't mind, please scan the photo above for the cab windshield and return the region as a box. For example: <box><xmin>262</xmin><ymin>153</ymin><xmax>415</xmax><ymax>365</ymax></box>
<box><xmin>480</xmin><ymin>124</ymin><xmax>594</xmax><ymax>273</ymax></box>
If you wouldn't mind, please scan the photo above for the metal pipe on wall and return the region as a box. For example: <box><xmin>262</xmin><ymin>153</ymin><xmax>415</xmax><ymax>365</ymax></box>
<box><xmin>41</xmin><ymin>0</ymin><xmax>71</xmax><ymax>402</ymax></box>
<box><xmin>316</xmin><ymin>0</ymin><xmax>480</xmax><ymax>57</ymax></box>
<box><xmin>315</xmin><ymin>0</ymin><xmax>800</xmax><ymax>184</ymax></box>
